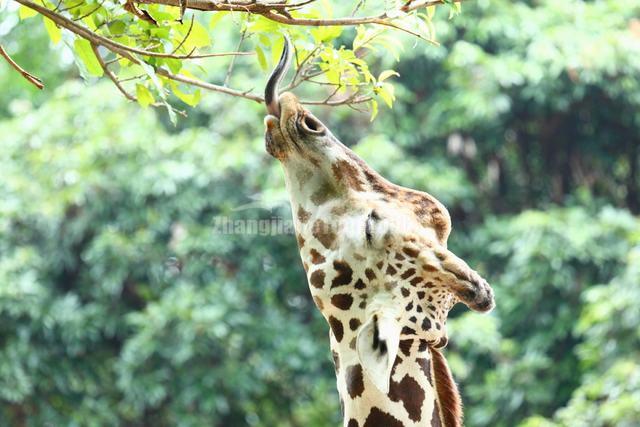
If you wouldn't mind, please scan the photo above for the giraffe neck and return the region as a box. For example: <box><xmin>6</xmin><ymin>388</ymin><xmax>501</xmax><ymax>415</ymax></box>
<box><xmin>333</xmin><ymin>340</ymin><xmax>462</xmax><ymax>427</ymax></box>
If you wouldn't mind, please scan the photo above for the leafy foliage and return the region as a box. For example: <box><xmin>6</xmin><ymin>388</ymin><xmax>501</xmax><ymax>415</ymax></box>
<box><xmin>5</xmin><ymin>0</ymin><xmax>461</xmax><ymax>118</ymax></box>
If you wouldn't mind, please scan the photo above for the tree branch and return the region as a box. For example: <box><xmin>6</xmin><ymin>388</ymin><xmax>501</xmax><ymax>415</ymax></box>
<box><xmin>134</xmin><ymin>0</ymin><xmax>459</xmax><ymax>18</ymax></box>
<box><xmin>14</xmin><ymin>0</ymin><xmax>253</xmax><ymax>59</ymax></box>
<box><xmin>133</xmin><ymin>0</ymin><xmax>460</xmax><ymax>41</ymax></box>
<box><xmin>91</xmin><ymin>43</ymin><xmax>136</xmax><ymax>102</ymax></box>
<box><xmin>10</xmin><ymin>0</ymin><xmax>460</xmax><ymax>110</ymax></box>
<box><xmin>0</xmin><ymin>43</ymin><xmax>44</xmax><ymax>89</ymax></box>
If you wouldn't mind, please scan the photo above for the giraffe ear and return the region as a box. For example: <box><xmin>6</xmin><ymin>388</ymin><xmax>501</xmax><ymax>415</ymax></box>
<box><xmin>356</xmin><ymin>313</ymin><xmax>401</xmax><ymax>394</ymax></box>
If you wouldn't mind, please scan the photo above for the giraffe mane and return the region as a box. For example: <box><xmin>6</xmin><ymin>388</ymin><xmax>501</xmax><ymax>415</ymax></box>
<box><xmin>431</xmin><ymin>347</ymin><xmax>463</xmax><ymax>427</ymax></box>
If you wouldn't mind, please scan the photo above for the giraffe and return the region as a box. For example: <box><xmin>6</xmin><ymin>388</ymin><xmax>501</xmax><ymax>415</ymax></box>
<box><xmin>263</xmin><ymin>37</ymin><xmax>495</xmax><ymax>427</ymax></box>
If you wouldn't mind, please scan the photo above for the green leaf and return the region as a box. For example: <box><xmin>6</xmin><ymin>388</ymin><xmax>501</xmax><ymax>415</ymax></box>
<box><xmin>369</xmin><ymin>99</ymin><xmax>379</xmax><ymax>121</ymax></box>
<box><xmin>270</xmin><ymin>36</ymin><xmax>284</xmax><ymax>65</ymax></box>
<box><xmin>209</xmin><ymin>11</ymin><xmax>228</xmax><ymax>28</ymax></box>
<box><xmin>376</xmin><ymin>82</ymin><xmax>395</xmax><ymax>108</ymax></box>
<box><xmin>255</xmin><ymin>46</ymin><xmax>267</xmax><ymax>71</ymax></box>
<box><xmin>180</xmin><ymin>20</ymin><xmax>211</xmax><ymax>51</ymax></box>
<box><xmin>136</xmin><ymin>84</ymin><xmax>155</xmax><ymax>107</ymax></box>
<box><xmin>378</xmin><ymin>70</ymin><xmax>399</xmax><ymax>82</ymax></box>
<box><xmin>162</xmin><ymin>58</ymin><xmax>183</xmax><ymax>74</ymax></box>
<box><xmin>18</xmin><ymin>5</ymin><xmax>38</xmax><ymax>19</ymax></box>
<box><xmin>73</xmin><ymin>39</ymin><xmax>103</xmax><ymax>77</ymax></box>
<box><xmin>310</xmin><ymin>25</ymin><xmax>342</xmax><ymax>43</ymax></box>
<box><xmin>108</xmin><ymin>20</ymin><xmax>127</xmax><ymax>36</ymax></box>
<box><xmin>426</xmin><ymin>5</ymin><xmax>436</xmax><ymax>19</ymax></box>
<box><xmin>170</xmin><ymin>81</ymin><xmax>201</xmax><ymax>107</ymax></box>
<box><xmin>43</xmin><ymin>16</ymin><xmax>62</xmax><ymax>45</ymax></box>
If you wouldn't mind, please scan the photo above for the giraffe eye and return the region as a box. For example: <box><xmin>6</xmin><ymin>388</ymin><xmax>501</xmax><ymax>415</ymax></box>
<box><xmin>365</xmin><ymin>210</ymin><xmax>380</xmax><ymax>245</ymax></box>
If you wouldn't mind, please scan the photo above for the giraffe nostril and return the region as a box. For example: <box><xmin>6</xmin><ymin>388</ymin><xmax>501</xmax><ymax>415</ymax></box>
<box><xmin>299</xmin><ymin>113</ymin><xmax>325</xmax><ymax>135</ymax></box>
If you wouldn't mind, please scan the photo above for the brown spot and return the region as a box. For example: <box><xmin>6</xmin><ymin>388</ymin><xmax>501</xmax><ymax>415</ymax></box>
<box><xmin>434</xmin><ymin>336</ymin><xmax>448</xmax><ymax>349</ymax></box>
<box><xmin>418</xmin><ymin>339</ymin><xmax>429</xmax><ymax>352</ymax></box>
<box><xmin>310</xmin><ymin>248</ymin><xmax>326</xmax><ymax>264</ymax></box>
<box><xmin>403</xmin><ymin>246</ymin><xmax>420</xmax><ymax>258</ymax></box>
<box><xmin>331</xmin><ymin>294</ymin><xmax>354</xmax><ymax>310</ymax></box>
<box><xmin>410</xmin><ymin>277</ymin><xmax>424</xmax><ymax>286</ymax></box>
<box><xmin>296</xmin><ymin>234</ymin><xmax>305</xmax><ymax>249</ymax></box>
<box><xmin>332</xmin><ymin>260</ymin><xmax>353</xmax><ymax>288</ymax></box>
<box><xmin>349</xmin><ymin>318</ymin><xmax>361</xmax><ymax>331</ymax></box>
<box><xmin>347</xmin><ymin>420</ymin><xmax>359</xmax><ymax>427</ymax></box>
<box><xmin>313</xmin><ymin>296</ymin><xmax>324</xmax><ymax>310</ymax></box>
<box><xmin>405</xmin><ymin>302</ymin><xmax>414</xmax><ymax>311</ymax></box>
<box><xmin>311</xmin><ymin>182</ymin><xmax>337</xmax><ymax>205</ymax></box>
<box><xmin>422</xmin><ymin>317</ymin><xmax>432</xmax><ymax>331</ymax></box>
<box><xmin>328</xmin><ymin>316</ymin><xmax>344</xmax><ymax>342</ymax></box>
<box><xmin>345</xmin><ymin>364</ymin><xmax>365</xmax><ymax>398</ymax></box>
<box><xmin>394</xmin><ymin>252</ymin><xmax>405</xmax><ymax>261</ymax></box>
<box><xmin>363</xmin><ymin>407</ymin><xmax>403</xmax><ymax>427</ymax></box>
<box><xmin>331</xmin><ymin>204</ymin><xmax>349</xmax><ymax>215</ymax></box>
<box><xmin>312</xmin><ymin>219</ymin><xmax>336</xmax><ymax>249</ymax></box>
<box><xmin>391</xmin><ymin>354</ymin><xmax>403</xmax><ymax>377</ymax></box>
<box><xmin>402</xmin><ymin>326</ymin><xmax>416</xmax><ymax>336</ymax></box>
<box><xmin>386</xmin><ymin>264</ymin><xmax>397</xmax><ymax>275</ymax></box>
<box><xmin>417</xmin><ymin>357</ymin><xmax>432</xmax><ymax>382</ymax></box>
<box><xmin>309</xmin><ymin>270</ymin><xmax>325</xmax><ymax>289</ymax></box>
<box><xmin>376</xmin><ymin>261</ymin><xmax>384</xmax><ymax>270</ymax></box>
<box><xmin>332</xmin><ymin>350</ymin><xmax>340</xmax><ymax>374</ymax></box>
<box><xmin>401</xmin><ymin>288</ymin><xmax>410</xmax><ymax>297</ymax></box>
<box><xmin>332</xmin><ymin>159</ymin><xmax>365</xmax><ymax>191</ymax></box>
<box><xmin>401</xmin><ymin>268</ymin><xmax>416</xmax><ymax>279</ymax></box>
<box><xmin>365</xmin><ymin>268</ymin><xmax>376</xmax><ymax>281</ymax></box>
<box><xmin>431</xmin><ymin>404</ymin><xmax>442</xmax><ymax>427</ymax></box>
<box><xmin>349</xmin><ymin>337</ymin><xmax>357</xmax><ymax>350</ymax></box>
<box><xmin>354</xmin><ymin>278</ymin><xmax>366</xmax><ymax>290</ymax></box>
<box><xmin>297</xmin><ymin>206</ymin><xmax>311</xmax><ymax>223</ymax></box>
<box><xmin>389</xmin><ymin>374</ymin><xmax>427</xmax><ymax>422</ymax></box>
<box><xmin>400</xmin><ymin>339</ymin><xmax>413</xmax><ymax>356</ymax></box>
<box><xmin>417</xmin><ymin>291</ymin><xmax>425</xmax><ymax>299</ymax></box>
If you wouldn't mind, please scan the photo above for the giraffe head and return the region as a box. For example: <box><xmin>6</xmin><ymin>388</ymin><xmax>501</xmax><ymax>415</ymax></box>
<box><xmin>264</xmin><ymin>38</ymin><xmax>494</xmax><ymax>425</ymax></box>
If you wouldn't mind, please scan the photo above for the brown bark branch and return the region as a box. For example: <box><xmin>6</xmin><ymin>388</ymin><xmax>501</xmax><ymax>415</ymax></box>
<box><xmin>11</xmin><ymin>0</ymin><xmax>459</xmax><ymax>108</ymax></box>
<box><xmin>134</xmin><ymin>0</ymin><xmax>459</xmax><ymax>41</ymax></box>
<box><xmin>135</xmin><ymin>0</ymin><xmax>459</xmax><ymax>21</ymax></box>
<box><xmin>0</xmin><ymin>44</ymin><xmax>44</xmax><ymax>89</ymax></box>
<box><xmin>91</xmin><ymin>43</ymin><xmax>137</xmax><ymax>102</ymax></box>
<box><xmin>14</xmin><ymin>0</ymin><xmax>253</xmax><ymax>59</ymax></box>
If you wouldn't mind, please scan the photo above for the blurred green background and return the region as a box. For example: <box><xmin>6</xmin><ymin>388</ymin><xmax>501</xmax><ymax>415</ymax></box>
<box><xmin>1</xmin><ymin>1</ymin><xmax>640</xmax><ymax>426</ymax></box>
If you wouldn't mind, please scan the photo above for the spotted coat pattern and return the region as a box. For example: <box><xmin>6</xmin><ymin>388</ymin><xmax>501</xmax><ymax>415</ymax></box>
<box><xmin>265</xmin><ymin>92</ymin><xmax>495</xmax><ymax>427</ymax></box>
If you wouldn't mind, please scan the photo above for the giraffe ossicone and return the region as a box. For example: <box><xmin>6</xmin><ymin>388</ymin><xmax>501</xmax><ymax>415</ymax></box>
<box><xmin>264</xmin><ymin>36</ymin><xmax>495</xmax><ymax>427</ymax></box>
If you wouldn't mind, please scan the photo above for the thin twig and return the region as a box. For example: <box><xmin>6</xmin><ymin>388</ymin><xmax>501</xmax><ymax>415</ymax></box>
<box><xmin>171</xmin><ymin>14</ymin><xmax>195</xmax><ymax>54</ymax></box>
<box><xmin>73</xmin><ymin>0</ymin><xmax>107</xmax><ymax>22</ymax></box>
<box><xmin>0</xmin><ymin>44</ymin><xmax>44</xmax><ymax>89</ymax></box>
<box><xmin>91</xmin><ymin>43</ymin><xmax>136</xmax><ymax>101</ymax></box>
<box><xmin>224</xmin><ymin>28</ymin><xmax>247</xmax><ymax>87</ymax></box>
